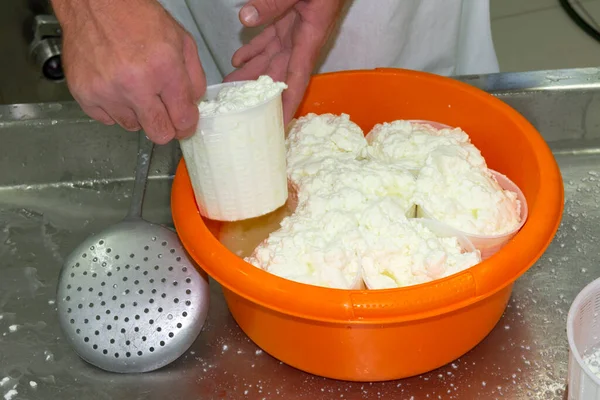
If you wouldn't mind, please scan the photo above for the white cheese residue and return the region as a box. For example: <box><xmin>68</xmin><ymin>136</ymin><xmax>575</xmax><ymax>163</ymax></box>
<box><xmin>1</xmin><ymin>378</ymin><xmax>17</xmax><ymax>400</ymax></box>
<box><xmin>4</xmin><ymin>389</ymin><xmax>17</xmax><ymax>400</ymax></box>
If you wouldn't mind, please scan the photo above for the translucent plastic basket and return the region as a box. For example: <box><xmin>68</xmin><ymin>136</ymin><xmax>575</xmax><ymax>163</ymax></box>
<box><xmin>417</xmin><ymin>170</ymin><xmax>528</xmax><ymax>260</ymax></box>
<box><xmin>568</xmin><ymin>277</ymin><xmax>600</xmax><ymax>399</ymax></box>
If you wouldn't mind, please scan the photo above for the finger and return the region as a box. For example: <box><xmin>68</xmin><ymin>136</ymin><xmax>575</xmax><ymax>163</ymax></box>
<box><xmin>224</xmin><ymin>53</ymin><xmax>272</xmax><ymax>83</ymax></box>
<box><xmin>281</xmin><ymin>67</ymin><xmax>311</xmax><ymax>124</ymax></box>
<box><xmin>132</xmin><ymin>95</ymin><xmax>178</xmax><ymax>145</ymax></box>
<box><xmin>159</xmin><ymin>64</ymin><xmax>200</xmax><ymax>138</ymax></box>
<box><xmin>265</xmin><ymin>52</ymin><xmax>291</xmax><ymax>83</ymax></box>
<box><xmin>104</xmin><ymin>106</ymin><xmax>142</xmax><ymax>131</ymax></box>
<box><xmin>239</xmin><ymin>0</ymin><xmax>299</xmax><ymax>27</ymax></box>
<box><xmin>80</xmin><ymin>104</ymin><xmax>115</xmax><ymax>126</ymax></box>
<box><xmin>231</xmin><ymin>26</ymin><xmax>276</xmax><ymax>67</ymax></box>
<box><xmin>182</xmin><ymin>34</ymin><xmax>207</xmax><ymax>101</ymax></box>
<box><xmin>281</xmin><ymin>50</ymin><xmax>313</xmax><ymax>124</ymax></box>
<box><xmin>280</xmin><ymin>38</ymin><xmax>319</xmax><ymax>124</ymax></box>
<box><xmin>229</xmin><ymin>32</ymin><xmax>283</xmax><ymax>81</ymax></box>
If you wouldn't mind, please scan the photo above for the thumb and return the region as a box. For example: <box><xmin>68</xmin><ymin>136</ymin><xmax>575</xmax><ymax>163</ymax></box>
<box><xmin>239</xmin><ymin>0</ymin><xmax>300</xmax><ymax>27</ymax></box>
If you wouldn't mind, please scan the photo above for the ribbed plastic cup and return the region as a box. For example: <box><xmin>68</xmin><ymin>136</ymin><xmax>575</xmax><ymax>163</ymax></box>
<box><xmin>417</xmin><ymin>170</ymin><xmax>528</xmax><ymax>260</ymax></box>
<box><xmin>363</xmin><ymin>218</ymin><xmax>479</xmax><ymax>290</ymax></box>
<box><xmin>349</xmin><ymin>269</ymin><xmax>365</xmax><ymax>290</ymax></box>
<box><xmin>567</xmin><ymin>277</ymin><xmax>600</xmax><ymax>400</ymax></box>
<box><xmin>179</xmin><ymin>81</ymin><xmax>287</xmax><ymax>221</ymax></box>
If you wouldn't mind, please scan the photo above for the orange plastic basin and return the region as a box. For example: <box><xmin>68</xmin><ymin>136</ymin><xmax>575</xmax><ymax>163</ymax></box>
<box><xmin>171</xmin><ymin>69</ymin><xmax>564</xmax><ymax>381</ymax></box>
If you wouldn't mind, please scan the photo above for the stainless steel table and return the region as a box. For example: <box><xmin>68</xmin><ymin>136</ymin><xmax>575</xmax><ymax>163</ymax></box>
<box><xmin>1</xmin><ymin>68</ymin><xmax>599</xmax><ymax>399</ymax></box>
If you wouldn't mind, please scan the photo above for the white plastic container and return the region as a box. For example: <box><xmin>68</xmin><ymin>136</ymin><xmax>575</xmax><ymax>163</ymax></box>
<box><xmin>179</xmin><ymin>81</ymin><xmax>288</xmax><ymax>221</ymax></box>
<box><xmin>416</xmin><ymin>170</ymin><xmax>528</xmax><ymax>260</ymax></box>
<box><xmin>408</xmin><ymin>119</ymin><xmax>452</xmax><ymax>130</ymax></box>
<box><xmin>567</xmin><ymin>277</ymin><xmax>600</xmax><ymax>399</ymax></box>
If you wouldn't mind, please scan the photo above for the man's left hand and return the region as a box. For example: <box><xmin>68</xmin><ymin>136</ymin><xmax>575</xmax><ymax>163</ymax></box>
<box><xmin>225</xmin><ymin>0</ymin><xmax>344</xmax><ymax>124</ymax></box>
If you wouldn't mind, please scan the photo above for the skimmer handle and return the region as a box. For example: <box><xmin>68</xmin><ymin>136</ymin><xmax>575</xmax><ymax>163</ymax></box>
<box><xmin>126</xmin><ymin>132</ymin><xmax>155</xmax><ymax>220</ymax></box>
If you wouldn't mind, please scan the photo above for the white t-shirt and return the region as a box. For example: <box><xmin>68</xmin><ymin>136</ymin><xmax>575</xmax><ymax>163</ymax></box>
<box><xmin>157</xmin><ymin>0</ymin><xmax>499</xmax><ymax>85</ymax></box>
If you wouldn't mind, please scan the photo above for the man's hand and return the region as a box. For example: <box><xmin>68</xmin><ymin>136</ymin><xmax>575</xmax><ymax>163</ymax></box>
<box><xmin>51</xmin><ymin>0</ymin><xmax>206</xmax><ymax>144</ymax></box>
<box><xmin>225</xmin><ymin>0</ymin><xmax>344</xmax><ymax>124</ymax></box>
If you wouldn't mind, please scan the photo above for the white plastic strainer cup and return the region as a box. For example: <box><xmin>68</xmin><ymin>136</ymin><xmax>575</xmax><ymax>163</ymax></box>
<box><xmin>179</xmin><ymin>81</ymin><xmax>287</xmax><ymax>221</ymax></box>
<box><xmin>416</xmin><ymin>170</ymin><xmax>528</xmax><ymax>260</ymax></box>
<box><xmin>362</xmin><ymin>218</ymin><xmax>479</xmax><ymax>290</ymax></box>
<box><xmin>349</xmin><ymin>269</ymin><xmax>365</xmax><ymax>290</ymax></box>
<box><xmin>567</xmin><ymin>277</ymin><xmax>600</xmax><ymax>400</ymax></box>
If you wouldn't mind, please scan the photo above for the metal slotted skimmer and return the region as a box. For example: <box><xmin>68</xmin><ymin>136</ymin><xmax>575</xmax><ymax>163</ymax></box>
<box><xmin>57</xmin><ymin>132</ymin><xmax>210</xmax><ymax>373</ymax></box>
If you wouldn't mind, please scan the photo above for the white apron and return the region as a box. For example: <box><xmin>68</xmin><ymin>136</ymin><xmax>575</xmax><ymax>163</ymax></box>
<box><xmin>157</xmin><ymin>0</ymin><xmax>499</xmax><ymax>86</ymax></box>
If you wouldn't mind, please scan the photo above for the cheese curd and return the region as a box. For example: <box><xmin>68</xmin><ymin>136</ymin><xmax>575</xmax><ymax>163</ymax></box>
<box><xmin>198</xmin><ymin>75</ymin><xmax>287</xmax><ymax>116</ymax></box>
<box><xmin>237</xmin><ymin>114</ymin><xmax>523</xmax><ymax>290</ymax></box>
<box><xmin>246</xmin><ymin>197</ymin><xmax>478</xmax><ymax>290</ymax></box>
<box><xmin>286</xmin><ymin>113</ymin><xmax>368</xmax><ymax>185</ymax></box>
<box><xmin>366</xmin><ymin>120</ymin><xmax>487</xmax><ymax>171</ymax></box>
<box><xmin>242</xmin><ymin>115</ymin><xmax>496</xmax><ymax>290</ymax></box>
<box><xmin>247</xmin><ymin>160</ymin><xmax>416</xmax><ymax>289</ymax></box>
<box><xmin>245</xmin><ymin>210</ymin><xmax>364</xmax><ymax>289</ymax></box>
<box><xmin>360</xmin><ymin>218</ymin><xmax>480</xmax><ymax>289</ymax></box>
<box><xmin>414</xmin><ymin>146</ymin><xmax>521</xmax><ymax>236</ymax></box>
<box><xmin>295</xmin><ymin>158</ymin><xmax>416</xmax><ymax>218</ymax></box>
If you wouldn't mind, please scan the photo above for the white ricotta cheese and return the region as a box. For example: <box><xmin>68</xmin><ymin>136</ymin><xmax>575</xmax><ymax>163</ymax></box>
<box><xmin>244</xmin><ymin>115</ymin><xmax>485</xmax><ymax>289</ymax></box>
<box><xmin>245</xmin><ymin>210</ymin><xmax>363</xmax><ymax>289</ymax></box>
<box><xmin>359</xmin><ymin>206</ymin><xmax>480</xmax><ymax>289</ymax></box>
<box><xmin>247</xmin><ymin>196</ymin><xmax>479</xmax><ymax>289</ymax></box>
<box><xmin>286</xmin><ymin>113</ymin><xmax>368</xmax><ymax>185</ymax></box>
<box><xmin>414</xmin><ymin>146</ymin><xmax>521</xmax><ymax>236</ymax></box>
<box><xmin>198</xmin><ymin>75</ymin><xmax>287</xmax><ymax>116</ymax></box>
<box><xmin>238</xmin><ymin>116</ymin><xmax>520</xmax><ymax>289</ymax></box>
<box><xmin>366</xmin><ymin>120</ymin><xmax>487</xmax><ymax>171</ymax></box>
<box><xmin>295</xmin><ymin>158</ymin><xmax>416</xmax><ymax>218</ymax></box>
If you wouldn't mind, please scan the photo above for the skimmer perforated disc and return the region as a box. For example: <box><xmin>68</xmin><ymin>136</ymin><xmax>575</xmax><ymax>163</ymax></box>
<box><xmin>56</xmin><ymin>221</ymin><xmax>209</xmax><ymax>373</ymax></box>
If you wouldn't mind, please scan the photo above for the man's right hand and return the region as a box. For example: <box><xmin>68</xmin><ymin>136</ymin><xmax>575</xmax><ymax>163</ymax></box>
<box><xmin>51</xmin><ymin>0</ymin><xmax>205</xmax><ymax>144</ymax></box>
